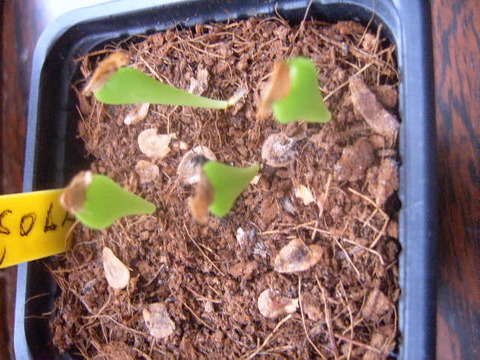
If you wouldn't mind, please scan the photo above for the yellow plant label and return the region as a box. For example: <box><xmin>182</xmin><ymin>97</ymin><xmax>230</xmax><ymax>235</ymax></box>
<box><xmin>0</xmin><ymin>189</ymin><xmax>75</xmax><ymax>269</ymax></box>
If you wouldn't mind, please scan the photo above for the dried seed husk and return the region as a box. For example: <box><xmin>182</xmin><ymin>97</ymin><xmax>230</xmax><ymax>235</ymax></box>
<box><xmin>82</xmin><ymin>52</ymin><xmax>128</xmax><ymax>95</ymax></box>
<box><xmin>188</xmin><ymin>66</ymin><xmax>209</xmax><ymax>95</ymax></box>
<box><xmin>124</xmin><ymin>103</ymin><xmax>150</xmax><ymax>125</ymax></box>
<box><xmin>294</xmin><ymin>185</ymin><xmax>316</xmax><ymax>205</ymax></box>
<box><xmin>349</xmin><ymin>76</ymin><xmax>399</xmax><ymax>141</ymax></box>
<box><xmin>177</xmin><ymin>146</ymin><xmax>216</xmax><ymax>185</ymax></box>
<box><xmin>257</xmin><ymin>60</ymin><xmax>291</xmax><ymax>119</ymax></box>
<box><xmin>138</xmin><ymin>129</ymin><xmax>171</xmax><ymax>159</ymax></box>
<box><xmin>261</xmin><ymin>133</ymin><xmax>296</xmax><ymax>168</ymax></box>
<box><xmin>143</xmin><ymin>302</ymin><xmax>176</xmax><ymax>339</ymax></box>
<box><xmin>188</xmin><ymin>172</ymin><xmax>214</xmax><ymax>223</ymax></box>
<box><xmin>258</xmin><ymin>289</ymin><xmax>298</xmax><ymax>319</ymax></box>
<box><xmin>59</xmin><ymin>171</ymin><xmax>93</xmax><ymax>213</ymax></box>
<box><xmin>135</xmin><ymin>160</ymin><xmax>160</xmax><ymax>184</ymax></box>
<box><xmin>274</xmin><ymin>238</ymin><xmax>323</xmax><ymax>273</ymax></box>
<box><xmin>361</xmin><ymin>288</ymin><xmax>391</xmax><ymax>321</ymax></box>
<box><xmin>102</xmin><ymin>247</ymin><xmax>130</xmax><ymax>290</ymax></box>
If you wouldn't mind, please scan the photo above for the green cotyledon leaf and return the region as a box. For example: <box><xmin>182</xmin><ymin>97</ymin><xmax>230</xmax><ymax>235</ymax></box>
<box><xmin>272</xmin><ymin>57</ymin><xmax>331</xmax><ymax>124</ymax></box>
<box><xmin>202</xmin><ymin>162</ymin><xmax>260</xmax><ymax>217</ymax></box>
<box><xmin>75</xmin><ymin>174</ymin><xmax>155</xmax><ymax>229</ymax></box>
<box><xmin>94</xmin><ymin>67</ymin><xmax>228</xmax><ymax>109</ymax></box>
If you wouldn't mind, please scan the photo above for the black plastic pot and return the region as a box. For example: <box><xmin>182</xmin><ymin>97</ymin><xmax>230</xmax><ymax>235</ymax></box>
<box><xmin>15</xmin><ymin>0</ymin><xmax>436</xmax><ymax>359</ymax></box>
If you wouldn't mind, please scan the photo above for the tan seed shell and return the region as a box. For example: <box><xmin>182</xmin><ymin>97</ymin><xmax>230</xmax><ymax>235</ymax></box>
<box><xmin>177</xmin><ymin>146</ymin><xmax>216</xmax><ymax>185</ymax></box>
<box><xmin>188</xmin><ymin>67</ymin><xmax>209</xmax><ymax>95</ymax></box>
<box><xmin>138</xmin><ymin>129</ymin><xmax>171</xmax><ymax>159</ymax></box>
<box><xmin>188</xmin><ymin>172</ymin><xmax>214</xmax><ymax>224</ymax></box>
<box><xmin>82</xmin><ymin>52</ymin><xmax>128</xmax><ymax>96</ymax></box>
<box><xmin>124</xmin><ymin>103</ymin><xmax>150</xmax><ymax>125</ymax></box>
<box><xmin>261</xmin><ymin>133</ymin><xmax>296</xmax><ymax>168</ymax></box>
<box><xmin>59</xmin><ymin>171</ymin><xmax>93</xmax><ymax>214</ymax></box>
<box><xmin>361</xmin><ymin>288</ymin><xmax>391</xmax><ymax>321</ymax></box>
<box><xmin>257</xmin><ymin>60</ymin><xmax>291</xmax><ymax>119</ymax></box>
<box><xmin>294</xmin><ymin>185</ymin><xmax>315</xmax><ymax>205</ymax></box>
<box><xmin>102</xmin><ymin>247</ymin><xmax>130</xmax><ymax>290</ymax></box>
<box><xmin>143</xmin><ymin>302</ymin><xmax>175</xmax><ymax>339</ymax></box>
<box><xmin>274</xmin><ymin>238</ymin><xmax>323</xmax><ymax>273</ymax></box>
<box><xmin>258</xmin><ymin>289</ymin><xmax>298</xmax><ymax>319</ymax></box>
<box><xmin>349</xmin><ymin>76</ymin><xmax>399</xmax><ymax>141</ymax></box>
<box><xmin>135</xmin><ymin>160</ymin><xmax>160</xmax><ymax>184</ymax></box>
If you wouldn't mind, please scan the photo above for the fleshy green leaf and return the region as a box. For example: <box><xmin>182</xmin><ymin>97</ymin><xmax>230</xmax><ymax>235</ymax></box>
<box><xmin>272</xmin><ymin>57</ymin><xmax>331</xmax><ymax>124</ymax></box>
<box><xmin>75</xmin><ymin>175</ymin><xmax>156</xmax><ymax>229</ymax></box>
<box><xmin>94</xmin><ymin>67</ymin><xmax>228</xmax><ymax>109</ymax></box>
<box><xmin>202</xmin><ymin>162</ymin><xmax>259</xmax><ymax>217</ymax></box>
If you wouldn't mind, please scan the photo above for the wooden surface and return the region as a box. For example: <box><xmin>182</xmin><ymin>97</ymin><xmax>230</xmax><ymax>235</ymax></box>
<box><xmin>0</xmin><ymin>1</ymin><xmax>478</xmax><ymax>359</ymax></box>
<box><xmin>432</xmin><ymin>1</ymin><xmax>480</xmax><ymax>359</ymax></box>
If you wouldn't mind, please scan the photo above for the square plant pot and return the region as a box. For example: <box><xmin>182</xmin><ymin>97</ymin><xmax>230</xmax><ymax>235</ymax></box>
<box><xmin>15</xmin><ymin>0</ymin><xmax>436</xmax><ymax>359</ymax></box>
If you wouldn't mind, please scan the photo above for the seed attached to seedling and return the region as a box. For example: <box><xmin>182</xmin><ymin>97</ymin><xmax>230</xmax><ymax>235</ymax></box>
<box><xmin>177</xmin><ymin>146</ymin><xmax>217</xmax><ymax>185</ymax></box>
<box><xmin>59</xmin><ymin>171</ymin><xmax>93</xmax><ymax>214</ymax></box>
<box><xmin>258</xmin><ymin>57</ymin><xmax>331</xmax><ymax>124</ymax></box>
<box><xmin>83</xmin><ymin>52</ymin><xmax>129</xmax><ymax>96</ymax></box>
<box><xmin>258</xmin><ymin>60</ymin><xmax>291</xmax><ymax>119</ymax></box>
<box><xmin>59</xmin><ymin>172</ymin><xmax>156</xmax><ymax>229</ymax></box>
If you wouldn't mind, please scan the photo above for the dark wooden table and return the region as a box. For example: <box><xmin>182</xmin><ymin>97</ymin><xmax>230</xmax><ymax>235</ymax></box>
<box><xmin>1</xmin><ymin>1</ymin><xmax>478</xmax><ymax>359</ymax></box>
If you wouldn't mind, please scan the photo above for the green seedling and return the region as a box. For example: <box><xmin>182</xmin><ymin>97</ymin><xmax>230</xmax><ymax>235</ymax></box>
<box><xmin>60</xmin><ymin>171</ymin><xmax>156</xmax><ymax>229</ymax></box>
<box><xmin>203</xmin><ymin>161</ymin><xmax>260</xmax><ymax>217</ymax></box>
<box><xmin>190</xmin><ymin>162</ymin><xmax>259</xmax><ymax>221</ymax></box>
<box><xmin>94</xmin><ymin>67</ymin><xmax>228</xmax><ymax>109</ymax></box>
<box><xmin>259</xmin><ymin>57</ymin><xmax>331</xmax><ymax>124</ymax></box>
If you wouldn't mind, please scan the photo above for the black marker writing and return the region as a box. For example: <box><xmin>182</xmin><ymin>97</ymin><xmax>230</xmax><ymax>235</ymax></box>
<box><xmin>61</xmin><ymin>212</ymin><xmax>76</xmax><ymax>227</ymax></box>
<box><xmin>20</xmin><ymin>213</ymin><xmax>36</xmax><ymax>236</ymax></box>
<box><xmin>44</xmin><ymin>202</ymin><xmax>58</xmax><ymax>233</ymax></box>
<box><xmin>0</xmin><ymin>210</ymin><xmax>12</xmax><ymax>235</ymax></box>
<box><xmin>0</xmin><ymin>247</ymin><xmax>6</xmax><ymax>266</ymax></box>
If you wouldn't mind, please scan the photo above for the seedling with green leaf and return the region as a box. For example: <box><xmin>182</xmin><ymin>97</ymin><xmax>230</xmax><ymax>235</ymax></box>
<box><xmin>259</xmin><ymin>57</ymin><xmax>331</xmax><ymax>124</ymax></box>
<box><xmin>60</xmin><ymin>171</ymin><xmax>156</xmax><ymax>229</ymax></box>
<box><xmin>189</xmin><ymin>161</ymin><xmax>259</xmax><ymax>222</ymax></box>
<box><xmin>95</xmin><ymin>67</ymin><xmax>229</xmax><ymax>109</ymax></box>
<box><xmin>85</xmin><ymin>52</ymin><xmax>232</xmax><ymax>109</ymax></box>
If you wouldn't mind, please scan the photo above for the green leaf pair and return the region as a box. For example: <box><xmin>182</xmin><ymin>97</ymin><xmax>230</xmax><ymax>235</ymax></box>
<box><xmin>64</xmin><ymin>162</ymin><xmax>259</xmax><ymax>229</ymax></box>
<box><xmin>77</xmin><ymin>56</ymin><xmax>330</xmax><ymax>228</ymax></box>
<box><xmin>93</xmin><ymin>57</ymin><xmax>331</xmax><ymax>125</ymax></box>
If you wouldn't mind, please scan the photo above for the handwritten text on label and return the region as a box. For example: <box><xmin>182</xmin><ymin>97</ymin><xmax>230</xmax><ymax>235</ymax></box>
<box><xmin>0</xmin><ymin>189</ymin><xmax>75</xmax><ymax>268</ymax></box>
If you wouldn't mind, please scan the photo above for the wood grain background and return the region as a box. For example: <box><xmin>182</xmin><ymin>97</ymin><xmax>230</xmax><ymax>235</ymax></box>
<box><xmin>1</xmin><ymin>0</ymin><xmax>478</xmax><ymax>359</ymax></box>
<box><xmin>432</xmin><ymin>0</ymin><xmax>479</xmax><ymax>359</ymax></box>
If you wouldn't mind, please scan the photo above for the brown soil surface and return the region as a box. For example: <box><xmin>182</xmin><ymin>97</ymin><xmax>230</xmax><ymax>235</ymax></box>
<box><xmin>50</xmin><ymin>17</ymin><xmax>400</xmax><ymax>359</ymax></box>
